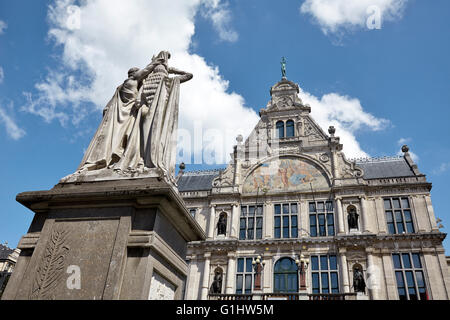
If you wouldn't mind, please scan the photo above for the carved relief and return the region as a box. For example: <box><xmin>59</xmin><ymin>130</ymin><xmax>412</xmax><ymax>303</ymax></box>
<box><xmin>30</xmin><ymin>226</ymin><xmax>70</xmax><ymax>300</ymax></box>
<box><xmin>303</xmin><ymin>118</ymin><xmax>322</xmax><ymax>140</ymax></box>
<box><xmin>213</xmin><ymin>166</ymin><xmax>234</xmax><ymax>187</ymax></box>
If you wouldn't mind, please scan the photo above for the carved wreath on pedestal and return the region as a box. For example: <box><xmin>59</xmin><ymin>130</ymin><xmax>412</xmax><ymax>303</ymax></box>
<box><xmin>29</xmin><ymin>226</ymin><xmax>70</xmax><ymax>300</ymax></box>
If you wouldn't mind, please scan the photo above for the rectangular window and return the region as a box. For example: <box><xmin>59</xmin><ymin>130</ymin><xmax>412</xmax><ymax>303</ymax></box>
<box><xmin>384</xmin><ymin>197</ymin><xmax>415</xmax><ymax>234</ymax></box>
<box><xmin>235</xmin><ymin>257</ymin><xmax>254</xmax><ymax>294</ymax></box>
<box><xmin>189</xmin><ymin>208</ymin><xmax>196</xmax><ymax>218</ymax></box>
<box><xmin>274</xmin><ymin>203</ymin><xmax>299</xmax><ymax>239</ymax></box>
<box><xmin>240</xmin><ymin>205</ymin><xmax>263</xmax><ymax>240</ymax></box>
<box><xmin>309</xmin><ymin>201</ymin><xmax>334</xmax><ymax>237</ymax></box>
<box><xmin>392</xmin><ymin>253</ymin><xmax>428</xmax><ymax>300</ymax></box>
<box><xmin>310</xmin><ymin>255</ymin><xmax>339</xmax><ymax>294</ymax></box>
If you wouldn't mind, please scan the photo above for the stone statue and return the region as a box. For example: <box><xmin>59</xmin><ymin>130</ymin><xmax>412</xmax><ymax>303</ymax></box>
<box><xmin>348</xmin><ymin>206</ymin><xmax>359</xmax><ymax>229</ymax></box>
<box><xmin>281</xmin><ymin>57</ymin><xmax>286</xmax><ymax>79</ymax></box>
<box><xmin>353</xmin><ymin>267</ymin><xmax>366</xmax><ymax>293</ymax></box>
<box><xmin>62</xmin><ymin>51</ymin><xmax>192</xmax><ymax>183</ymax></box>
<box><xmin>209</xmin><ymin>270</ymin><xmax>222</xmax><ymax>294</ymax></box>
<box><xmin>217</xmin><ymin>213</ymin><xmax>227</xmax><ymax>235</ymax></box>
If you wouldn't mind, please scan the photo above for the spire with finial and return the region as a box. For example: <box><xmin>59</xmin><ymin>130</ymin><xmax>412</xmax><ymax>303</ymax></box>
<box><xmin>281</xmin><ymin>57</ymin><xmax>287</xmax><ymax>80</ymax></box>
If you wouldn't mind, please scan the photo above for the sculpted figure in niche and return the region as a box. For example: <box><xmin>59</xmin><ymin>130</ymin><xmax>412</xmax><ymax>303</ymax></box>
<box><xmin>70</xmin><ymin>50</ymin><xmax>192</xmax><ymax>180</ymax></box>
<box><xmin>347</xmin><ymin>206</ymin><xmax>359</xmax><ymax>230</ymax></box>
<box><xmin>217</xmin><ymin>213</ymin><xmax>227</xmax><ymax>235</ymax></box>
<box><xmin>209</xmin><ymin>269</ymin><xmax>223</xmax><ymax>294</ymax></box>
<box><xmin>353</xmin><ymin>266</ymin><xmax>366</xmax><ymax>293</ymax></box>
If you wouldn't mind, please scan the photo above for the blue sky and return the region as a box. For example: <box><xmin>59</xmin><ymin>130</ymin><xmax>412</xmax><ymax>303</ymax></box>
<box><xmin>0</xmin><ymin>0</ymin><xmax>449</xmax><ymax>251</ymax></box>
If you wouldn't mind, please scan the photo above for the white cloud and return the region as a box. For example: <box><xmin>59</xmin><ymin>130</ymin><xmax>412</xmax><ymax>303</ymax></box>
<box><xmin>25</xmin><ymin>0</ymin><xmax>385</xmax><ymax>163</ymax></box>
<box><xmin>433</xmin><ymin>162</ymin><xmax>450</xmax><ymax>175</ymax></box>
<box><xmin>397</xmin><ymin>137</ymin><xmax>411</xmax><ymax>145</ymax></box>
<box><xmin>0</xmin><ymin>66</ymin><xmax>4</xmax><ymax>84</ymax></box>
<box><xmin>0</xmin><ymin>103</ymin><xmax>26</xmax><ymax>140</ymax></box>
<box><xmin>300</xmin><ymin>0</ymin><xmax>408</xmax><ymax>35</ymax></box>
<box><xmin>23</xmin><ymin>0</ymin><xmax>254</xmax><ymax>164</ymax></box>
<box><xmin>0</xmin><ymin>20</ymin><xmax>7</xmax><ymax>34</ymax></box>
<box><xmin>299</xmin><ymin>89</ymin><xmax>389</xmax><ymax>158</ymax></box>
<box><xmin>200</xmin><ymin>0</ymin><xmax>238</xmax><ymax>42</ymax></box>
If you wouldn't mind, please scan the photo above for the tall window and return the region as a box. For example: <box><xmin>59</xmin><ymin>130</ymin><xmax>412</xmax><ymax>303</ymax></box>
<box><xmin>311</xmin><ymin>255</ymin><xmax>339</xmax><ymax>294</ymax></box>
<box><xmin>276</xmin><ymin>121</ymin><xmax>285</xmax><ymax>138</ymax></box>
<box><xmin>274</xmin><ymin>258</ymin><xmax>298</xmax><ymax>293</ymax></box>
<box><xmin>240</xmin><ymin>205</ymin><xmax>263</xmax><ymax>240</ymax></box>
<box><xmin>384</xmin><ymin>197</ymin><xmax>415</xmax><ymax>234</ymax></box>
<box><xmin>236</xmin><ymin>258</ymin><xmax>253</xmax><ymax>294</ymax></box>
<box><xmin>286</xmin><ymin>120</ymin><xmax>295</xmax><ymax>137</ymax></box>
<box><xmin>309</xmin><ymin>201</ymin><xmax>335</xmax><ymax>237</ymax></box>
<box><xmin>189</xmin><ymin>208</ymin><xmax>196</xmax><ymax>218</ymax></box>
<box><xmin>393</xmin><ymin>253</ymin><xmax>428</xmax><ymax>300</ymax></box>
<box><xmin>274</xmin><ymin>203</ymin><xmax>298</xmax><ymax>239</ymax></box>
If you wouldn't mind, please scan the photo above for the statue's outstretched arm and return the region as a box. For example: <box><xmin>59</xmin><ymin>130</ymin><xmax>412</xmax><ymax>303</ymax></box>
<box><xmin>168</xmin><ymin>67</ymin><xmax>193</xmax><ymax>83</ymax></box>
<box><xmin>133</xmin><ymin>58</ymin><xmax>165</xmax><ymax>82</ymax></box>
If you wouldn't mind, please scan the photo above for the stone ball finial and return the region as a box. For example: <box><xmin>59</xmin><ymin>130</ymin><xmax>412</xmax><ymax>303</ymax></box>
<box><xmin>179</xmin><ymin>162</ymin><xmax>186</xmax><ymax>170</ymax></box>
<box><xmin>236</xmin><ymin>134</ymin><xmax>243</xmax><ymax>143</ymax></box>
<box><xmin>328</xmin><ymin>126</ymin><xmax>336</xmax><ymax>136</ymax></box>
<box><xmin>401</xmin><ymin>145</ymin><xmax>409</xmax><ymax>153</ymax></box>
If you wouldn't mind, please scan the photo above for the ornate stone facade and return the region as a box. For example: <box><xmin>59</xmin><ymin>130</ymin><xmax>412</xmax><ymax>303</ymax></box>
<box><xmin>179</xmin><ymin>77</ymin><xmax>450</xmax><ymax>300</ymax></box>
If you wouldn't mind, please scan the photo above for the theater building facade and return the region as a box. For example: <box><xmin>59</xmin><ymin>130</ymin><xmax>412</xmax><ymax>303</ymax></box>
<box><xmin>178</xmin><ymin>77</ymin><xmax>450</xmax><ymax>300</ymax></box>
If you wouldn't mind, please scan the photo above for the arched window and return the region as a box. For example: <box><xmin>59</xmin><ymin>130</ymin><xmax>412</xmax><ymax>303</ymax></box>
<box><xmin>217</xmin><ymin>212</ymin><xmax>227</xmax><ymax>235</ymax></box>
<box><xmin>286</xmin><ymin>120</ymin><xmax>295</xmax><ymax>137</ymax></box>
<box><xmin>276</xmin><ymin>121</ymin><xmax>285</xmax><ymax>138</ymax></box>
<box><xmin>274</xmin><ymin>257</ymin><xmax>298</xmax><ymax>293</ymax></box>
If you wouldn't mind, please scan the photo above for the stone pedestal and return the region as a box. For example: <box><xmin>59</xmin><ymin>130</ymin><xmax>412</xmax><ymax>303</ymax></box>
<box><xmin>2</xmin><ymin>177</ymin><xmax>205</xmax><ymax>300</ymax></box>
<box><xmin>356</xmin><ymin>292</ymin><xmax>369</xmax><ymax>300</ymax></box>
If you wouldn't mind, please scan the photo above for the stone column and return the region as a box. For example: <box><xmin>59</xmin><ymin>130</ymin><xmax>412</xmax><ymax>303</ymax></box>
<box><xmin>359</xmin><ymin>196</ymin><xmax>367</xmax><ymax>233</ymax></box>
<box><xmin>436</xmin><ymin>248</ymin><xmax>450</xmax><ymax>299</ymax></box>
<box><xmin>424</xmin><ymin>195</ymin><xmax>439</xmax><ymax>232</ymax></box>
<box><xmin>380</xmin><ymin>250</ymin><xmax>396</xmax><ymax>300</ymax></box>
<box><xmin>367</xmin><ymin>249</ymin><xmax>384</xmax><ymax>300</ymax></box>
<box><xmin>230</xmin><ymin>203</ymin><xmax>239</xmax><ymax>238</ymax></box>
<box><xmin>264</xmin><ymin>201</ymin><xmax>273</xmax><ymax>239</ymax></box>
<box><xmin>201</xmin><ymin>253</ymin><xmax>211</xmax><ymax>300</ymax></box>
<box><xmin>299</xmin><ymin>200</ymin><xmax>308</xmax><ymax>237</ymax></box>
<box><xmin>336</xmin><ymin>197</ymin><xmax>345</xmax><ymax>235</ymax></box>
<box><xmin>225</xmin><ymin>253</ymin><xmax>236</xmax><ymax>294</ymax></box>
<box><xmin>207</xmin><ymin>205</ymin><xmax>216</xmax><ymax>239</ymax></box>
<box><xmin>374</xmin><ymin>197</ymin><xmax>388</xmax><ymax>234</ymax></box>
<box><xmin>339</xmin><ymin>249</ymin><xmax>350</xmax><ymax>293</ymax></box>
<box><xmin>263</xmin><ymin>253</ymin><xmax>272</xmax><ymax>293</ymax></box>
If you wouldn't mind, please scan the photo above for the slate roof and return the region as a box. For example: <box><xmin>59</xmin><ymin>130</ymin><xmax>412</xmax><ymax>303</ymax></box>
<box><xmin>0</xmin><ymin>244</ymin><xmax>13</xmax><ymax>260</ymax></box>
<box><xmin>177</xmin><ymin>170</ymin><xmax>222</xmax><ymax>192</ymax></box>
<box><xmin>355</xmin><ymin>156</ymin><xmax>416</xmax><ymax>179</ymax></box>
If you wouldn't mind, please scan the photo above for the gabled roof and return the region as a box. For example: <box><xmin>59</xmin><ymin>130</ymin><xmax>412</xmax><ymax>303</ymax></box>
<box><xmin>355</xmin><ymin>156</ymin><xmax>416</xmax><ymax>179</ymax></box>
<box><xmin>177</xmin><ymin>170</ymin><xmax>222</xmax><ymax>192</ymax></box>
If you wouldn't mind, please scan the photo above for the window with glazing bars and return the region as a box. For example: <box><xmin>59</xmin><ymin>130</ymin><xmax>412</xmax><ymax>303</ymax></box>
<box><xmin>309</xmin><ymin>201</ymin><xmax>334</xmax><ymax>237</ymax></box>
<box><xmin>239</xmin><ymin>205</ymin><xmax>263</xmax><ymax>240</ymax></box>
<box><xmin>384</xmin><ymin>197</ymin><xmax>415</xmax><ymax>234</ymax></box>
<box><xmin>311</xmin><ymin>255</ymin><xmax>339</xmax><ymax>294</ymax></box>
<box><xmin>235</xmin><ymin>258</ymin><xmax>254</xmax><ymax>294</ymax></box>
<box><xmin>393</xmin><ymin>253</ymin><xmax>428</xmax><ymax>300</ymax></box>
<box><xmin>274</xmin><ymin>203</ymin><xmax>298</xmax><ymax>238</ymax></box>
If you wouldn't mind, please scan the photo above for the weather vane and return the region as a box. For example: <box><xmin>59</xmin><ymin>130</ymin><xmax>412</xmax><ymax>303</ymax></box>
<box><xmin>281</xmin><ymin>56</ymin><xmax>286</xmax><ymax>79</ymax></box>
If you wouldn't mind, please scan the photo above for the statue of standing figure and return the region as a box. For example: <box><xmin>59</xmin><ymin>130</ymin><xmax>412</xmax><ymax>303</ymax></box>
<box><xmin>348</xmin><ymin>206</ymin><xmax>359</xmax><ymax>230</ymax></box>
<box><xmin>281</xmin><ymin>57</ymin><xmax>287</xmax><ymax>79</ymax></box>
<box><xmin>353</xmin><ymin>267</ymin><xmax>366</xmax><ymax>293</ymax></box>
<box><xmin>63</xmin><ymin>51</ymin><xmax>192</xmax><ymax>182</ymax></box>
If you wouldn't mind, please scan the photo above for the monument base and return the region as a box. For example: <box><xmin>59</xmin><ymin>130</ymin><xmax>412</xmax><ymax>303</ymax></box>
<box><xmin>2</xmin><ymin>177</ymin><xmax>205</xmax><ymax>300</ymax></box>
